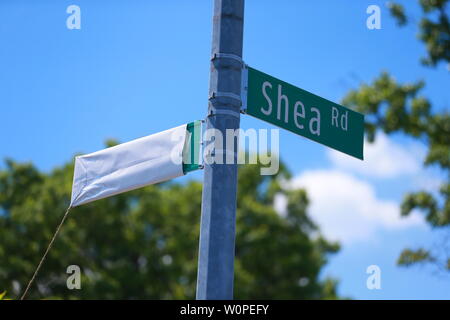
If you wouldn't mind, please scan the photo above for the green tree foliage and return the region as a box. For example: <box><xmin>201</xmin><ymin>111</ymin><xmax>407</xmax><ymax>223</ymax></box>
<box><xmin>397</xmin><ymin>248</ymin><xmax>435</xmax><ymax>266</ymax></box>
<box><xmin>342</xmin><ymin>1</ymin><xmax>450</xmax><ymax>272</ymax></box>
<box><xmin>0</xmin><ymin>156</ymin><xmax>339</xmax><ymax>299</ymax></box>
<box><xmin>343</xmin><ymin>73</ymin><xmax>449</xmax><ymax>271</ymax></box>
<box><xmin>389</xmin><ymin>0</ymin><xmax>450</xmax><ymax>66</ymax></box>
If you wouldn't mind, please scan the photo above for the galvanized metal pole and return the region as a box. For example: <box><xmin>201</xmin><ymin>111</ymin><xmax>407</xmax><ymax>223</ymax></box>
<box><xmin>196</xmin><ymin>0</ymin><xmax>245</xmax><ymax>300</ymax></box>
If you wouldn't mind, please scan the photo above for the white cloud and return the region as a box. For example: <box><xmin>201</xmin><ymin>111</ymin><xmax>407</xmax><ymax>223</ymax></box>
<box><xmin>283</xmin><ymin>169</ymin><xmax>424</xmax><ymax>244</ymax></box>
<box><xmin>274</xmin><ymin>134</ymin><xmax>435</xmax><ymax>244</ymax></box>
<box><xmin>328</xmin><ymin>133</ymin><xmax>425</xmax><ymax>178</ymax></box>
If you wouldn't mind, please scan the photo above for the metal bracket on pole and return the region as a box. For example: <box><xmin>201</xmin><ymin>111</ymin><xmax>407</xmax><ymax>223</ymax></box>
<box><xmin>240</xmin><ymin>64</ymin><xmax>249</xmax><ymax>114</ymax></box>
<box><xmin>199</xmin><ymin>120</ymin><xmax>205</xmax><ymax>170</ymax></box>
<box><xmin>208</xmin><ymin>107</ymin><xmax>241</xmax><ymax>119</ymax></box>
<box><xmin>209</xmin><ymin>91</ymin><xmax>242</xmax><ymax>105</ymax></box>
<box><xmin>211</xmin><ymin>52</ymin><xmax>243</xmax><ymax>66</ymax></box>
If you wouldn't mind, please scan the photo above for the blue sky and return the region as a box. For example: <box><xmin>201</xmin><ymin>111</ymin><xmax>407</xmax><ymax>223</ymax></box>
<box><xmin>1</xmin><ymin>0</ymin><xmax>449</xmax><ymax>299</ymax></box>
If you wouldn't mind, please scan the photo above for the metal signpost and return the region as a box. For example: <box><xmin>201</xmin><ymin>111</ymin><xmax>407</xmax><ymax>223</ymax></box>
<box><xmin>196</xmin><ymin>0</ymin><xmax>245</xmax><ymax>300</ymax></box>
<box><xmin>195</xmin><ymin>0</ymin><xmax>364</xmax><ymax>301</ymax></box>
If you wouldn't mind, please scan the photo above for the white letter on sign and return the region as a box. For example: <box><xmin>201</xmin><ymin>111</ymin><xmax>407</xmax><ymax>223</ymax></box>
<box><xmin>294</xmin><ymin>101</ymin><xmax>305</xmax><ymax>130</ymax></box>
<box><xmin>277</xmin><ymin>85</ymin><xmax>289</xmax><ymax>123</ymax></box>
<box><xmin>341</xmin><ymin>111</ymin><xmax>348</xmax><ymax>131</ymax></box>
<box><xmin>261</xmin><ymin>81</ymin><xmax>273</xmax><ymax>116</ymax></box>
<box><xmin>332</xmin><ymin>107</ymin><xmax>339</xmax><ymax>128</ymax></box>
<box><xmin>309</xmin><ymin>107</ymin><xmax>321</xmax><ymax>136</ymax></box>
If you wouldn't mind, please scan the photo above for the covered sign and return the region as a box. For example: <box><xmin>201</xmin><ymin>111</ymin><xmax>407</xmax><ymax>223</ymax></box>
<box><xmin>70</xmin><ymin>121</ymin><xmax>202</xmax><ymax>207</ymax></box>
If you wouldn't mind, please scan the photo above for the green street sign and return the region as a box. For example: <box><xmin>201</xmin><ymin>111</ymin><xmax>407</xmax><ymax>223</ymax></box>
<box><xmin>243</xmin><ymin>66</ymin><xmax>364</xmax><ymax>160</ymax></box>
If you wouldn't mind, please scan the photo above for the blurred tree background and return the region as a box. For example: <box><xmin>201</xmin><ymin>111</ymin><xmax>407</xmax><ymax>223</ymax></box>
<box><xmin>0</xmin><ymin>155</ymin><xmax>339</xmax><ymax>299</ymax></box>
<box><xmin>343</xmin><ymin>0</ymin><xmax>449</xmax><ymax>271</ymax></box>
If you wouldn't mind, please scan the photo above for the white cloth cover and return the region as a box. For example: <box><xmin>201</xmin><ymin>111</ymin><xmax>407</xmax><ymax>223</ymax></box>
<box><xmin>70</xmin><ymin>124</ymin><xmax>187</xmax><ymax>207</ymax></box>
